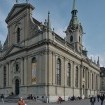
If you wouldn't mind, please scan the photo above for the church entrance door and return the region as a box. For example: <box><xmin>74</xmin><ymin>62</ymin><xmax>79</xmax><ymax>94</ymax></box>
<box><xmin>15</xmin><ymin>79</ymin><xmax>19</xmax><ymax>95</ymax></box>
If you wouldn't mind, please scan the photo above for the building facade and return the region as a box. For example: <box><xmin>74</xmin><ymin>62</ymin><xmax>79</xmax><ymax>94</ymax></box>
<box><xmin>0</xmin><ymin>0</ymin><xmax>100</xmax><ymax>102</ymax></box>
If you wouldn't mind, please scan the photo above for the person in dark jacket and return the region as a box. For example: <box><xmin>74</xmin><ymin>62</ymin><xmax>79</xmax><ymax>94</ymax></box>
<box><xmin>100</xmin><ymin>95</ymin><xmax>104</xmax><ymax>105</ymax></box>
<box><xmin>1</xmin><ymin>94</ymin><xmax>4</xmax><ymax>104</ymax></box>
<box><xmin>90</xmin><ymin>96</ymin><xmax>96</xmax><ymax>105</ymax></box>
<box><xmin>97</xmin><ymin>94</ymin><xmax>100</xmax><ymax>102</ymax></box>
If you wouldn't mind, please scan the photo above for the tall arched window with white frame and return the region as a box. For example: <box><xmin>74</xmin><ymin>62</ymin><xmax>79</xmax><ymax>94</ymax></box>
<box><xmin>83</xmin><ymin>68</ymin><xmax>85</xmax><ymax>78</ymax></box>
<box><xmin>17</xmin><ymin>27</ymin><xmax>20</xmax><ymax>43</ymax></box>
<box><xmin>67</xmin><ymin>63</ymin><xmax>71</xmax><ymax>86</ymax></box>
<box><xmin>4</xmin><ymin>66</ymin><xmax>6</xmax><ymax>87</ymax></box>
<box><xmin>96</xmin><ymin>75</ymin><xmax>98</xmax><ymax>90</ymax></box>
<box><xmin>92</xmin><ymin>73</ymin><xmax>93</xmax><ymax>90</ymax></box>
<box><xmin>56</xmin><ymin>58</ymin><xmax>61</xmax><ymax>85</ymax></box>
<box><xmin>31</xmin><ymin>57</ymin><xmax>37</xmax><ymax>84</ymax></box>
<box><xmin>75</xmin><ymin>66</ymin><xmax>78</xmax><ymax>88</ymax></box>
<box><xmin>88</xmin><ymin>71</ymin><xmax>89</xmax><ymax>89</ymax></box>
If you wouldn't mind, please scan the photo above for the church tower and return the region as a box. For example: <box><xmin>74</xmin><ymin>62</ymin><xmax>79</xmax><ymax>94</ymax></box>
<box><xmin>66</xmin><ymin>0</ymin><xmax>83</xmax><ymax>53</ymax></box>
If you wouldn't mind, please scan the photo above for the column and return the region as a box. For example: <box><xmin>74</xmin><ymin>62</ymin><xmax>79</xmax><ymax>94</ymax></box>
<box><xmin>80</xmin><ymin>64</ymin><xmax>83</xmax><ymax>97</ymax></box>
<box><xmin>20</xmin><ymin>57</ymin><xmax>24</xmax><ymax>85</ymax></box>
<box><xmin>44</xmin><ymin>52</ymin><xmax>48</xmax><ymax>95</ymax></box>
<box><xmin>63</xmin><ymin>57</ymin><xmax>66</xmax><ymax>100</ymax></box>
<box><xmin>24</xmin><ymin>56</ymin><xmax>28</xmax><ymax>85</ymax></box>
<box><xmin>72</xmin><ymin>61</ymin><xmax>75</xmax><ymax>96</ymax></box>
<box><xmin>78</xmin><ymin>65</ymin><xmax>80</xmax><ymax>89</ymax></box>
<box><xmin>48</xmin><ymin>52</ymin><xmax>53</xmax><ymax>84</ymax></box>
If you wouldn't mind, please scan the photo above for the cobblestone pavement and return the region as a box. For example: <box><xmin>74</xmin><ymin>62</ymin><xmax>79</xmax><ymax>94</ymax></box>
<box><xmin>0</xmin><ymin>99</ymin><xmax>104</xmax><ymax>105</ymax></box>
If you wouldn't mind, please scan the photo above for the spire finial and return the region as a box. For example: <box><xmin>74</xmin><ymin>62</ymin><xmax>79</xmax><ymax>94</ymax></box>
<box><xmin>16</xmin><ymin>0</ymin><xmax>18</xmax><ymax>4</ymax></box>
<box><xmin>97</xmin><ymin>56</ymin><xmax>100</xmax><ymax>66</ymax></box>
<box><xmin>47</xmin><ymin>11</ymin><xmax>52</xmax><ymax>31</ymax></box>
<box><xmin>72</xmin><ymin>0</ymin><xmax>76</xmax><ymax>10</ymax></box>
<box><xmin>26</xmin><ymin>0</ymin><xmax>29</xmax><ymax>3</ymax></box>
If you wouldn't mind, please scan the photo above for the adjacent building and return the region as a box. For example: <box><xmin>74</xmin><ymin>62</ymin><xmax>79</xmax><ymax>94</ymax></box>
<box><xmin>100</xmin><ymin>67</ymin><xmax>105</xmax><ymax>94</ymax></box>
<box><xmin>0</xmin><ymin>0</ymin><xmax>100</xmax><ymax>102</ymax></box>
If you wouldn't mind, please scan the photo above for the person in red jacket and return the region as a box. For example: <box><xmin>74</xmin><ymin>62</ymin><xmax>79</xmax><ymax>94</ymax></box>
<box><xmin>18</xmin><ymin>97</ymin><xmax>26</xmax><ymax>105</ymax></box>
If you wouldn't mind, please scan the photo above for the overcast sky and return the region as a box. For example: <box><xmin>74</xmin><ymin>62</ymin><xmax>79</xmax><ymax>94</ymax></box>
<box><xmin>0</xmin><ymin>0</ymin><xmax>105</xmax><ymax>67</ymax></box>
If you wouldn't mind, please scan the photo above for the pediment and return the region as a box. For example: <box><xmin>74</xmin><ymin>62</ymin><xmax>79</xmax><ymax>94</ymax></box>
<box><xmin>5</xmin><ymin>3</ymin><xmax>34</xmax><ymax>23</ymax></box>
<box><xmin>6</xmin><ymin>4</ymin><xmax>25</xmax><ymax>23</ymax></box>
<box><xmin>4</xmin><ymin>44</ymin><xmax>24</xmax><ymax>56</ymax></box>
<box><xmin>9</xmin><ymin>7</ymin><xmax>22</xmax><ymax>17</ymax></box>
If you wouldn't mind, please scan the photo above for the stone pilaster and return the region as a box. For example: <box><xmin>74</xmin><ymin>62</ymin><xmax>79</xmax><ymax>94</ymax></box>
<box><xmin>48</xmin><ymin>52</ymin><xmax>53</xmax><ymax>84</ymax></box>
<box><xmin>24</xmin><ymin>57</ymin><xmax>28</xmax><ymax>85</ymax></box>
<box><xmin>20</xmin><ymin>57</ymin><xmax>24</xmax><ymax>85</ymax></box>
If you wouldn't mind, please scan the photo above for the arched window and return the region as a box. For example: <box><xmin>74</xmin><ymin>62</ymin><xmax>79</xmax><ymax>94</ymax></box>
<box><xmin>92</xmin><ymin>73</ymin><xmax>93</xmax><ymax>89</ymax></box>
<box><xmin>79</xmin><ymin>36</ymin><xmax>81</xmax><ymax>42</ymax></box>
<box><xmin>17</xmin><ymin>27</ymin><xmax>20</xmax><ymax>43</ymax></box>
<box><xmin>31</xmin><ymin>57</ymin><xmax>37</xmax><ymax>84</ymax></box>
<box><xmin>83</xmin><ymin>68</ymin><xmax>85</xmax><ymax>78</ymax></box>
<box><xmin>67</xmin><ymin>63</ymin><xmax>71</xmax><ymax>86</ymax></box>
<box><xmin>75</xmin><ymin>66</ymin><xmax>78</xmax><ymax>88</ymax></box>
<box><xmin>4</xmin><ymin>66</ymin><xmax>6</xmax><ymax>87</ymax></box>
<box><xmin>56</xmin><ymin>58</ymin><xmax>61</xmax><ymax>85</ymax></box>
<box><xmin>88</xmin><ymin>72</ymin><xmax>89</xmax><ymax>89</ymax></box>
<box><xmin>70</xmin><ymin>36</ymin><xmax>73</xmax><ymax>42</ymax></box>
<box><xmin>96</xmin><ymin>75</ymin><xmax>98</xmax><ymax>90</ymax></box>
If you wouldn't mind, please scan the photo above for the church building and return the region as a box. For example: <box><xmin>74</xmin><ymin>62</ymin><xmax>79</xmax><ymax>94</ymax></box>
<box><xmin>0</xmin><ymin>0</ymin><xmax>100</xmax><ymax>102</ymax></box>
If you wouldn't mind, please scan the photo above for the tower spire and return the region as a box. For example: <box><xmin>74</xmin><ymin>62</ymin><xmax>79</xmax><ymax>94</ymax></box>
<box><xmin>72</xmin><ymin>0</ymin><xmax>76</xmax><ymax>10</ymax></box>
<box><xmin>97</xmin><ymin>56</ymin><xmax>100</xmax><ymax>67</ymax></box>
<box><xmin>66</xmin><ymin>0</ymin><xmax>83</xmax><ymax>53</ymax></box>
<box><xmin>71</xmin><ymin>0</ymin><xmax>78</xmax><ymax>17</ymax></box>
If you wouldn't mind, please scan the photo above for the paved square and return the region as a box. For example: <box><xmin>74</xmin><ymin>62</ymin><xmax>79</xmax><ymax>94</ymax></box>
<box><xmin>0</xmin><ymin>99</ymin><xmax>104</xmax><ymax>105</ymax></box>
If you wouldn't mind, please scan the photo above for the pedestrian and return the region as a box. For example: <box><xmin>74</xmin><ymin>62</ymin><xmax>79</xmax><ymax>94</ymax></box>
<box><xmin>90</xmin><ymin>95</ymin><xmax>96</xmax><ymax>105</ymax></box>
<box><xmin>57</xmin><ymin>96</ymin><xmax>62</xmax><ymax>104</ymax></box>
<box><xmin>97</xmin><ymin>94</ymin><xmax>100</xmax><ymax>102</ymax></box>
<box><xmin>1</xmin><ymin>94</ymin><xmax>4</xmax><ymax>104</ymax></box>
<box><xmin>18</xmin><ymin>97</ymin><xmax>26</xmax><ymax>105</ymax></box>
<box><xmin>100</xmin><ymin>95</ymin><xmax>104</xmax><ymax>105</ymax></box>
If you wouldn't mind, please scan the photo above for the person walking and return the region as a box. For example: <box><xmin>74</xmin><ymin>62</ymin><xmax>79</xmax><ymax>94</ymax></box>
<box><xmin>90</xmin><ymin>96</ymin><xmax>96</xmax><ymax>105</ymax></box>
<box><xmin>100</xmin><ymin>95</ymin><xmax>104</xmax><ymax>105</ymax></box>
<box><xmin>18</xmin><ymin>97</ymin><xmax>26</xmax><ymax>105</ymax></box>
<box><xmin>97</xmin><ymin>94</ymin><xmax>100</xmax><ymax>102</ymax></box>
<box><xmin>1</xmin><ymin>94</ymin><xmax>4</xmax><ymax>104</ymax></box>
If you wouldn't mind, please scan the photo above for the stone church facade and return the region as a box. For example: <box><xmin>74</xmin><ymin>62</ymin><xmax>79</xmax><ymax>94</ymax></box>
<box><xmin>0</xmin><ymin>0</ymin><xmax>100</xmax><ymax>102</ymax></box>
